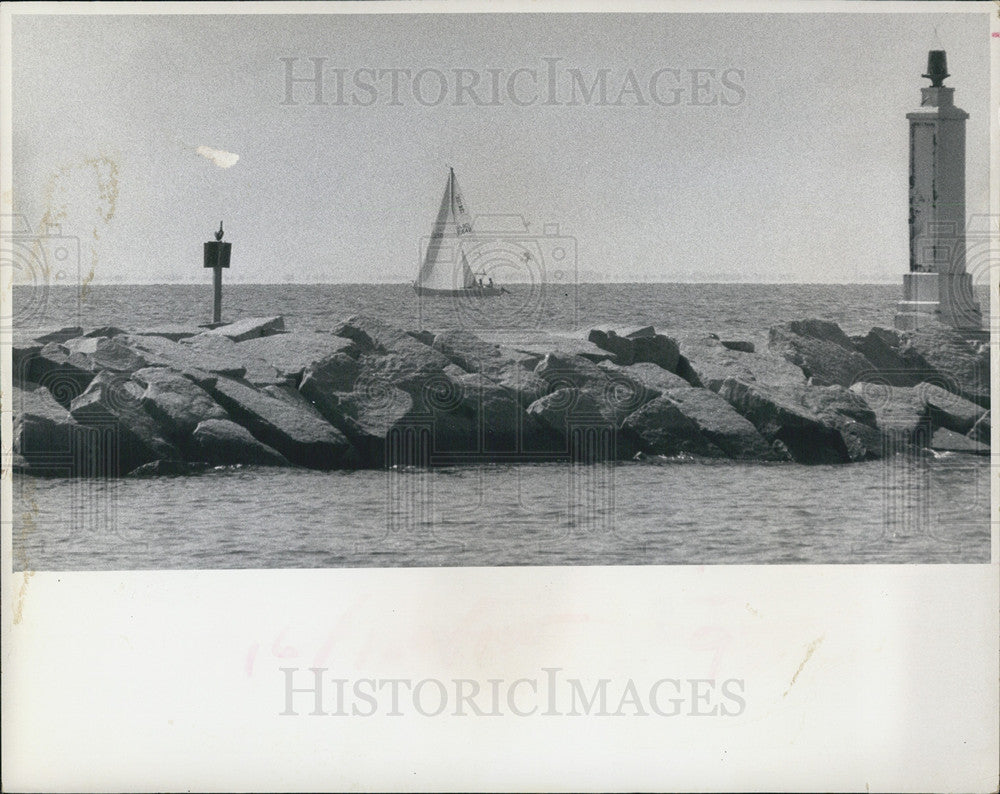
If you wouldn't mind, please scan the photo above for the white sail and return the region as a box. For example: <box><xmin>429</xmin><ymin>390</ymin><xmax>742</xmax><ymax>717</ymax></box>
<box><xmin>416</xmin><ymin>168</ymin><xmax>476</xmax><ymax>291</ymax></box>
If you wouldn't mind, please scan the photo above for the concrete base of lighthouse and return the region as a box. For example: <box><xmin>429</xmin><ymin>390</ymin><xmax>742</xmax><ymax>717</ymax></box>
<box><xmin>894</xmin><ymin>271</ymin><xmax>982</xmax><ymax>331</ymax></box>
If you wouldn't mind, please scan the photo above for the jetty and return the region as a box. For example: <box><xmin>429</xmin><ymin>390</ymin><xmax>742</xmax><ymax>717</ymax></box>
<box><xmin>9</xmin><ymin>313</ymin><xmax>989</xmax><ymax>477</ymax></box>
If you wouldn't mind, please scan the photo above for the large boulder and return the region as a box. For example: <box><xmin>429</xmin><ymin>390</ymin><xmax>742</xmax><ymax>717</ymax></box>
<box><xmin>929</xmin><ymin>428</ymin><xmax>989</xmax><ymax>456</ymax></box>
<box><xmin>190</xmin><ymin>418</ymin><xmax>289</xmax><ymax>467</ymax></box>
<box><xmin>451</xmin><ymin>371</ymin><xmax>542</xmax><ymax>455</ymax></box>
<box><xmin>34</xmin><ymin>326</ymin><xmax>84</xmax><ymax>344</ymax></box>
<box><xmin>358</xmin><ymin>350</ymin><xmax>456</xmax><ymax>395</ymax></box>
<box><xmin>900</xmin><ymin>321</ymin><xmax>989</xmax><ymax>407</ymax></box>
<box><xmin>588</xmin><ymin>326</ymin><xmax>680</xmax><ymax>371</ymax></box>
<box><xmin>718</xmin><ymin>378</ymin><xmax>850</xmax><ymax>464</ymax></box>
<box><xmin>11</xmin><ymin>334</ymin><xmax>43</xmax><ymax>385</ymax></box>
<box><xmin>332</xmin><ymin>315</ymin><xmax>449</xmax><ymax>363</ymax></box>
<box><xmin>180</xmin><ymin>334</ymin><xmax>285</xmax><ymax>386</ymax></box>
<box><xmin>534</xmin><ymin>352</ymin><xmax>610</xmax><ymax>392</ymax></box>
<box><xmin>117</xmin><ymin>333</ymin><xmax>248</xmax><ymax>381</ymax></box>
<box><xmin>312</xmin><ymin>380</ymin><xmax>415</xmax><ymax>466</ymax></box>
<box><xmin>851</xmin><ymin>327</ymin><xmax>926</xmax><ymax>386</ymax></box>
<box><xmin>233</xmin><ymin>332</ymin><xmax>359</xmax><ymax>383</ymax></box>
<box><xmin>300</xmin><ymin>352</ymin><xmax>364</xmax><ymax>399</ymax></box>
<box><xmin>83</xmin><ymin>326</ymin><xmax>127</xmax><ymax>339</ymax></box>
<box><xmin>12</xmin><ymin>383</ymin><xmax>88</xmax><ymax>473</ymax></box>
<box><xmin>132</xmin><ymin>367</ymin><xmax>228</xmax><ymax>442</ymax></box>
<box><xmin>849</xmin><ymin>383</ymin><xmax>932</xmax><ymax>448</ymax></box>
<box><xmin>69</xmin><ymin>371</ymin><xmax>180</xmax><ymax>476</ymax></box>
<box><xmin>621</xmin><ymin>396</ymin><xmax>726</xmax><ymax>458</ymax></box>
<box><xmin>795</xmin><ymin>384</ymin><xmax>883</xmax><ymax>462</ymax></box>
<box><xmin>205</xmin><ymin>377</ymin><xmax>357</xmax><ymax>469</ymax></box>
<box><xmin>132</xmin><ymin>326</ymin><xmax>200</xmax><ymax>342</ymax></box>
<box><xmin>598</xmin><ymin>361</ymin><xmax>691</xmax><ymax>398</ymax></box>
<box><xmin>657</xmin><ymin>386</ymin><xmax>776</xmax><ymax>460</ymax></box>
<box><xmin>199</xmin><ymin>316</ymin><xmax>285</xmax><ymax>342</ymax></box>
<box><xmin>73</xmin><ymin>336</ymin><xmax>150</xmax><ymax>373</ymax></box>
<box><xmin>768</xmin><ymin>319</ymin><xmax>877</xmax><ymax>388</ymax></box>
<box><xmin>916</xmin><ymin>382</ymin><xmax>987</xmax><ymax>434</ymax></box>
<box><xmin>432</xmin><ymin>329</ymin><xmax>538</xmax><ymax>376</ymax></box>
<box><xmin>478</xmin><ymin>330</ymin><xmax>612</xmax><ymax>363</ymax></box>
<box><xmin>24</xmin><ymin>342</ymin><xmax>94</xmax><ymax>407</ymax></box>
<box><xmin>678</xmin><ymin>334</ymin><xmax>806</xmax><ymax>392</ymax></box>
<box><xmin>526</xmin><ymin>387</ymin><xmax>635</xmax><ymax>459</ymax></box>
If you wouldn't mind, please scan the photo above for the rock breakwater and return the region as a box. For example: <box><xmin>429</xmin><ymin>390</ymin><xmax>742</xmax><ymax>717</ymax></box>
<box><xmin>10</xmin><ymin>314</ymin><xmax>990</xmax><ymax>476</ymax></box>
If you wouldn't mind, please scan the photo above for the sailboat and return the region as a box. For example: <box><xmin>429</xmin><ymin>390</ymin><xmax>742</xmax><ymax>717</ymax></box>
<box><xmin>413</xmin><ymin>168</ymin><xmax>507</xmax><ymax>297</ymax></box>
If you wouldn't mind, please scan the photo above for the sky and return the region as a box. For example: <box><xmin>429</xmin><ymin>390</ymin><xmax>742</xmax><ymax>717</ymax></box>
<box><xmin>10</xmin><ymin>8</ymin><xmax>993</xmax><ymax>285</ymax></box>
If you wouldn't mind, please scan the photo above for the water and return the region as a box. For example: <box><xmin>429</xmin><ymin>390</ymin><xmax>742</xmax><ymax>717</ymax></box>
<box><xmin>11</xmin><ymin>283</ymin><xmax>992</xmax><ymax>569</ymax></box>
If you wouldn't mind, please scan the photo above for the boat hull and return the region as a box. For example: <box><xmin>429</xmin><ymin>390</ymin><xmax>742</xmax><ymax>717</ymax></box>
<box><xmin>413</xmin><ymin>284</ymin><xmax>507</xmax><ymax>297</ymax></box>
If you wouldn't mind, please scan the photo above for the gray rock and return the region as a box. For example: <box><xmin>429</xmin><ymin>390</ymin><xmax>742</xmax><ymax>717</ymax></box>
<box><xmin>621</xmin><ymin>396</ymin><xmax>726</xmax><ymax>458</ymax></box>
<box><xmin>317</xmin><ymin>380</ymin><xmax>415</xmax><ymax>466</ymax></box>
<box><xmin>12</xmin><ymin>339</ymin><xmax>43</xmax><ymax>385</ymax></box>
<box><xmin>34</xmin><ymin>326</ymin><xmax>84</xmax><ymax>344</ymax></box>
<box><xmin>69</xmin><ymin>371</ymin><xmax>180</xmax><ymax>476</ymax></box>
<box><xmin>332</xmin><ymin>315</ymin><xmax>448</xmax><ymax>362</ymax></box>
<box><xmin>768</xmin><ymin>320</ymin><xmax>876</xmax><ymax>387</ymax></box>
<box><xmin>491</xmin><ymin>362</ymin><xmax>549</xmax><ymax>409</ymax></box>
<box><xmin>535</xmin><ymin>352</ymin><xmax>611</xmax><ymax>391</ymax></box>
<box><xmin>262</xmin><ymin>384</ymin><xmax>328</xmax><ymax>420</ymax></box>
<box><xmin>849</xmin><ymin>383</ymin><xmax>932</xmax><ymax>448</ymax></box>
<box><xmin>63</xmin><ymin>336</ymin><xmax>104</xmax><ymax>355</ymax></box>
<box><xmin>190</xmin><ymin>418</ymin><xmax>289</xmax><ymax>467</ymax></box>
<box><xmin>133</xmin><ymin>367</ymin><xmax>228</xmax><ymax>440</ymax></box>
<box><xmin>25</xmin><ymin>342</ymin><xmax>95</xmax><ymax>408</ymax></box>
<box><xmin>206</xmin><ymin>377</ymin><xmax>357</xmax><ymax>469</ymax></box>
<box><xmin>451</xmin><ymin>371</ymin><xmax>533</xmax><ymax>454</ymax></box>
<box><xmin>12</xmin><ymin>383</ymin><xmax>86</xmax><ymax>469</ymax></box>
<box><xmin>234</xmin><ymin>332</ymin><xmax>359</xmax><ymax>382</ymax></box>
<box><xmin>359</xmin><ymin>349</ymin><xmax>457</xmax><ymax>396</ymax></box>
<box><xmin>968</xmin><ymin>411</ymin><xmax>990</xmax><ymax>445</ymax></box>
<box><xmin>527</xmin><ymin>387</ymin><xmax>634</xmax><ymax>458</ymax></box>
<box><xmin>432</xmin><ymin>328</ymin><xmax>537</xmax><ymax>375</ymax></box>
<box><xmin>589</xmin><ymin>327</ymin><xmax>680</xmax><ymax>371</ymax></box>
<box><xmin>658</xmin><ymin>386</ymin><xmax>776</xmax><ymax>460</ymax></box>
<box><xmin>180</xmin><ymin>334</ymin><xmax>285</xmax><ymax>386</ymax></box>
<box><xmin>930</xmin><ymin>427</ymin><xmax>989</xmax><ymax>456</ymax></box>
<box><xmin>598</xmin><ymin>360</ymin><xmax>690</xmax><ymax>398</ymax></box>
<box><xmin>117</xmin><ymin>334</ymin><xmax>248</xmax><ymax>381</ymax></box>
<box><xmin>851</xmin><ymin>327</ymin><xmax>926</xmax><ymax>386</ymax></box>
<box><xmin>300</xmin><ymin>352</ymin><xmax>364</xmax><ymax>402</ymax></box>
<box><xmin>900</xmin><ymin>321</ymin><xmax>989</xmax><ymax>407</ymax></box>
<box><xmin>720</xmin><ymin>340</ymin><xmax>754</xmax><ymax>353</ymax></box>
<box><xmin>917</xmin><ymin>381</ymin><xmax>987</xmax><ymax>434</ymax></box>
<box><xmin>198</xmin><ymin>316</ymin><xmax>285</xmax><ymax>342</ymax></box>
<box><xmin>133</xmin><ymin>326</ymin><xmax>200</xmax><ymax>342</ymax></box>
<box><xmin>678</xmin><ymin>334</ymin><xmax>806</xmax><ymax>392</ymax></box>
<box><xmin>79</xmin><ymin>336</ymin><xmax>150</xmax><ymax>373</ymax></box>
<box><xmin>479</xmin><ymin>330</ymin><xmax>612</xmax><ymax>364</ymax></box>
<box><xmin>84</xmin><ymin>326</ymin><xmax>127</xmax><ymax>338</ymax></box>
<box><xmin>795</xmin><ymin>384</ymin><xmax>883</xmax><ymax>462</ymax></box>
<box><xmin>718</xmin><ymin>378</ymin><xmax>850</xmax><ymax>464</ymax></box>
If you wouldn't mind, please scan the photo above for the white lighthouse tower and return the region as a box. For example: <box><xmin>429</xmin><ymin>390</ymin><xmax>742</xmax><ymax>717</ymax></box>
<box><xmin>894</xmin><ymin>50</ymin><xmax>982</xmax><ymax>331</ymax></box>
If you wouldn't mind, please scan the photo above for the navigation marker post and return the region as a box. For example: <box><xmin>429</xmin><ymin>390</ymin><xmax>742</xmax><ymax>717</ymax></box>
<box><xmin>203</xmin><ymin>221</ymin><xmax>231</xmax><ymax>325</ymax></box>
